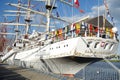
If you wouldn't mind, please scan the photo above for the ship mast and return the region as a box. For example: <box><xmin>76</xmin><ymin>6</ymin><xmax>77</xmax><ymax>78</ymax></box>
<box><xmin>97</xmin><ymin>0</ymin><xmax>100</xmax><ymax>37</ymax></box>
<box><xmin>46</xmin><ymin>0</ymin><xmax>51</xmax><ymax>32</ymax></box>
<box><xmin>45</xmin><ymin>0</ymin><xmax>57</xmax><ymax>32</ymax></box>
<box><xmin>0</xmin><ymin>0</ymin><xmax>72</xmax><ymax>37</ymax></box>
<box><xmin>15</xmin><ymin>0</ymin><xmax>21</xmax><ymax>40</ymax></box>
<box><xmin>25</xmin><ymin>0</ymin><xmax>32</xmax><ymax>34</ymax></box>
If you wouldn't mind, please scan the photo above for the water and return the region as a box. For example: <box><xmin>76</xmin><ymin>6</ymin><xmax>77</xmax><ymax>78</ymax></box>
<box><xmin>75</xmin><ymin>61</ymin><xmax>120</xmax><ymax>80</ymax></box>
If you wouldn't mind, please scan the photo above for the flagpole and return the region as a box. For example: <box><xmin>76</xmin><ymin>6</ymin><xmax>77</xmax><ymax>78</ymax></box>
<box><xmin>72</xmin><ymin>0</ymin><xmax>74</xmax><ymax>38</ymax></box>
<box><xmin>97</xmin><ymin>0</ymin><xmax>100</xmax><ymax>37</ymax></box>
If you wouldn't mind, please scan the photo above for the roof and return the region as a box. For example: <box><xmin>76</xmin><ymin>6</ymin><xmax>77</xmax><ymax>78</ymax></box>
<box><xmin>85</xmin><ymin>16</ymin><xmax>113</xmax><ymax>28</ymax></box>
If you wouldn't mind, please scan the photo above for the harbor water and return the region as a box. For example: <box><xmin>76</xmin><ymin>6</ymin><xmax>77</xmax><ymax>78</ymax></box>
<box><xmin>75</xmin><ymin>61</ymin><xmax>120</xmax><ymax>80</ymax></box>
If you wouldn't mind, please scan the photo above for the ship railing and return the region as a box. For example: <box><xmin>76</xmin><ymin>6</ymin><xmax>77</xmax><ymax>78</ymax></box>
<box><xmin>42</xmin><ymin>28</ymin><xmax>118</xmax><ymax>44</ymax></box>
<box><xmin>16</xmin><ymin>27</ymin><xmax>118</xmax><ymax>51</ymax></box>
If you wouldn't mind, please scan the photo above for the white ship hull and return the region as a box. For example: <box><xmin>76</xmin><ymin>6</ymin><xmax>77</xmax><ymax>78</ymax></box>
<box><xmin>7</xmin><ymin>57</ymin><xmax>100</xmax><ymax>74</ymax></box>
<box><xmin>1</xmin><ymin>37</ymin><xmax>119</xmax><ymax>75</ymax></box>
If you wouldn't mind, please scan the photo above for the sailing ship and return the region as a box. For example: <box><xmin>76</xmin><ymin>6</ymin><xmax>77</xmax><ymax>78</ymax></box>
<box><xmin>0</xmin><ymin>18</ymin><xmax>14</xmax><ymax>57</ymax></box>
<box><xmin>0</xmin><ymin>0</ymin><xmax>119</xmax><ymax>77</ymax></box>
<box><xmin>0</xmin><ymin>27</ymin><xmax>7</xmax><ymax>56</ymax></box>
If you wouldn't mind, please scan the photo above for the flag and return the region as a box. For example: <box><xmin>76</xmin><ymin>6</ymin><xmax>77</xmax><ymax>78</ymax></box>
<box><xmin>80</xmin><ymin>9</ymin><xmax>84</xmax><ymax>13</ymax></box>
<box><xmin>59</xmin><ymin>29</ymin><xmax>62</xmax><ymax>35</ymax></box>
<box><xmin>65</xmin><ymin>26</ymin><xmax>69</xmax><ymax>33</ymax></box>
<box><xmin>110</xmin><ymin>28</ymin><xmax>113</xmax><ymax>38</ymax></box>
<box><xmin>95</xmin><ymin>27</ymin><xmax>98</xmax><ymax>33</ymax></box>
<box><xmin>74</xmin><ymin>0</ymin><xmax>80</xmax><ymax>8</ymax></box>
<box><xmin>81</xmin><ymin>22</ymin><xmax>85</xmax><ymax>29</ymax></box>
<box><xmin>103</xmin><ymin>0</ymin><xmax>110</xmax><ymax>17</ymax></box>
<box><xmin>105</xmin><ymin>27</ymin><xmax>109</xmax><ymax>34</ymax></box>
<box><xmin>111</xmin><ymin>17</ymin><xmax>115</xmax><ymax>26</ymax></box>
<box><xmin>89</xmin><ymin>24</ymin><xmax>93</xmax><ymax>32</ymax></box>
<box><xmin>74</xmin><ymin>23</ymin><xmax>80</xmax><ymax>34</ymax></box>
<box><xmin>55</xmin><ymin>30</ymin><xmax>58</xmax><ymax>36</ymax></box>
<box><xmin>103</xmin><ymin>0</ymin><xmax>108</xmax><ymax>10</ymax></box>
<box><xmin>56</xmin><ymin>11</ymin><xmax>59</xmax><ymax>17</ymax></box>
<box><xmin>75</xmin><ymin>23</ymin><xmax>80</xmax><ymax>29</ymax></box>
<box><xmin>111</xmin><ymin>16</ymin><xmax>114</xmax><ymax>22</ymax></box>
<box><xmin>107</xmin><ymin>10</ymin><xmax>110</xmax><ymax>17</ymax></box>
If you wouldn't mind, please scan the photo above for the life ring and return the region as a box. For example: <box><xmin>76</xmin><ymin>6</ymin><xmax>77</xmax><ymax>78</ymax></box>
<box><xmin>101</xmin><ymin>42</ymin><xmax>105</xmax><ymax>47</ymax></box>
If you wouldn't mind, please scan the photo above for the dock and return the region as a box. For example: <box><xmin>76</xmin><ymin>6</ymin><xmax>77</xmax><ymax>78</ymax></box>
<box><xmin>0</xmin><ymin>63</ymin><xmax>59</xmax><ymax>80</ymax></box>
<box><xmin>0</xmin><ymin>62</ymin><xmax>81</xmax><ymax>80</ymax></box>
<box><xmin>1</xmin><ymin>60</ymin><xmax>119</xmax><ymax>80</ymax></box>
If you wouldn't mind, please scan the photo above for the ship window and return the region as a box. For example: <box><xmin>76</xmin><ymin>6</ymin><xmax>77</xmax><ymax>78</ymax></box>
<box><xmin>50</xmin><ymin>48</ymin><xmax>53</xmax><ymax>50</ymax></box>
<box><xmin>87</xmin><ymin>41</ymin><xmax>92</xmax><ymax>47</ymax></box>
<box><xmin>56</xmin><ymin>46</ymin><xmax>60</xmax><ymax>48</ymax></box>
<box><xmin>109</xmin><ymin>44</ymin><xmax>114</xmax><ymax>50</ymax></box>
<box><xmin>94</xmin><ymin>42</ymin><xmax>99</xmax><ymax>48</ymax></box>
<box><xmin>42</xmin><ymin>42</ymin><xmax>44</xmax><ymax>46</ymax></box>
<box><xmin>43</xmin><ymin>49</ymin><xmax>46</xmax><ymax>51</ymax></box>
<box><xmin>66</xmin><ymin>44</ymin><xmax>68</xmax><ymax>47</ymax></box>
<box><xmin>110</xmin><ymin>44</ymin><xmax>114</xmax><ymax>50</ymax></box>
<box><xmin>104</xmin><ymin>43</ymin><xmax>108</xmax><ymax>49</ymax></box>
<box><xmin>87</xmin><ymin>44</ymin><xmax>89</xmax><ymax>47</ymax></box>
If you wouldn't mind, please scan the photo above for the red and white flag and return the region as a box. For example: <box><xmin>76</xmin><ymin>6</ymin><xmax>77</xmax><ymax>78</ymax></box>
<box><xmin>74</xmin><ymin>0</ymin><xmax>79</xmax><ymax>8</ymax></box>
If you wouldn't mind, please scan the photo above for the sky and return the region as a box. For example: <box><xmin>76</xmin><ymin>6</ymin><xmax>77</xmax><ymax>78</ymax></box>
<box><xmin>0</xmin><ymin>0</ymin><xmax>119</xmax><ymax>28</ymax></box>
<box><xmin>0</xmin><ymin>0</ymin><xmax>120</xmax><ymax>53</ymax></box>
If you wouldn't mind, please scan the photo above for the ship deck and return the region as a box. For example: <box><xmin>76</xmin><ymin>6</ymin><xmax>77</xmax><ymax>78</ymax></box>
<box><xmin>0</xmin><ymin>62</ymin><xmax>59</xmax><ymax>80</ymax></box>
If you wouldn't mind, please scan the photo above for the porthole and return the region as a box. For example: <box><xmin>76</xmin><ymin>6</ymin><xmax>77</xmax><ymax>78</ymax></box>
<box><xmin>94</xmin><ymin>42</ymin><xmax>99</xmax><ymax>48</ymax></box>
<box><xmin>66</xmin><ymin>44</ymin><xmax>68</xmax><ymax>47</ymax></box>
